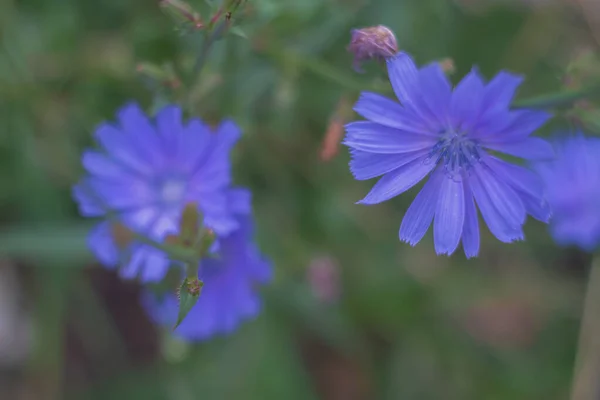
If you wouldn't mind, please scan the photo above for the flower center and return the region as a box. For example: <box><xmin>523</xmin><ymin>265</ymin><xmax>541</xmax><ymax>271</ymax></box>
<box><xmin>428</xmin><ymin>128</ymin><xmax>482</xmax><ymax>179</ymax></box>
<box><xmin>159</xmin><ymin>178</ymin><xmax>187</xmax><ymax>206</ymax></box>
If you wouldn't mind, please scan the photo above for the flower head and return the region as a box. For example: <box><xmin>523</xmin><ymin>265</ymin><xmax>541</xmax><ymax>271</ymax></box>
<box><xmin>344</xmin><ymin>52</ymin><xmax>553</xmax><ymax>258</ymax></box>
<box><xmin>72</xmin><ymin>102</ymin><xmax>240</xmax><ymax>281</ymax></box>
<box><xmin>348</xmin><ymin>25</ymin><xmax>398</xmax><ymax>72</ymax></box>
<box><xmin>142</xmin><ymin>188</ymin><xmax>272</xmax><ymax>341</ymax></box>
<box><xmin>534</xmin><ymin>134</ymin><xmax>600</xmax><ymax>251</ymax></box>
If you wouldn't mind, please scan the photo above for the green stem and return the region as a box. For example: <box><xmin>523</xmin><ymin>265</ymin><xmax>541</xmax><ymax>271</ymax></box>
<box><xmin>263</xmin><ymin>41</ymin><xmax>600</xmax><ymax>110</ymax></box>
<box><xmin>514</xmin><ymin>83</ymin><xmax>600</xmax><ymax>110</ymax></box>
<box><xmin>185</xmin><ymin>19</ymin><xmax>229</xmax><ymax>111</ymax></box>
<box><xmin>570</xmin><ymin>256</ymin><xmax>600</xmax><ymax>400</ymax></box>
<box><xmin>260</xmin><ymin>44</ymin><xmax>389</xmax><ymax>93</ymax></box>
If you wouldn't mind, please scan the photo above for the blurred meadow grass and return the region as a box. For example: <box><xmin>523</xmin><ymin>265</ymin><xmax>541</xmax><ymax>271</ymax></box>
<box><xmin>0</xmin><ymin>0</ymin><xmax>598</xmax><ymax>399</ymax></box>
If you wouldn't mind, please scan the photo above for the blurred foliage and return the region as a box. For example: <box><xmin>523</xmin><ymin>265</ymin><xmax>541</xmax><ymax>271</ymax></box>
<box><xmin>1</xmin><ymin>0</ymin><xmax>600</xmax><ymax>399</ymax></box>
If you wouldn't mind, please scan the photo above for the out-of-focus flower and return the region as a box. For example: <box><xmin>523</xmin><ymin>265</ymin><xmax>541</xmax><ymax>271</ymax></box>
<box><xmin>344</xmin><ymin>52</ymin><xmax>552</xmax><ymax>258</ymax></box>
<box><xmin>72</xmin><ymin>103</ymin><xmax>240</xmax><ymax>282</ymax></box>
<box><xmin>307</xmin><ymin>255</ymin><xmax>340</xmax><ymax>303</ymax></box>
<box><xmin>534</xmin><ymin>135</ymin><xmax>600</xmax><ymax>251</ymax></box>
<box><xmin>348</xmin><ymin>25</ymin><xmax>398</xmax><ymax>72</ymax></box>
<box><xmin>142</xmin><ymin>189</ymin><xmax>272</xmax><ymax>341</ymax></box>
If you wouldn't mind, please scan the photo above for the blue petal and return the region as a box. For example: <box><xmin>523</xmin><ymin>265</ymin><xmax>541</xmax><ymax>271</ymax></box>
<box><xmin>156</xmin><ymin>104</ymin><xmax>184</xmax><ymax>157</ymax></box>
<box><xmin>119</xmin><ymin>244</ymin><xmax>146</xmax><ymax>279</ymax></box>
<box><xmin>484</xmin><ymin>156</ymin><xmax>550</xmax><ymax>222</ymax></box>
<box><xmin>469</xmin><ymin>162</ymin><xmax>525</xmax><ymax>242</ymax></box>
<box><xmin>121</xmin><ymin>206</ymin><xmax>161</xmax><ymax>232</ymax></box>
<box><xmin>84</xmin><ymin>177</ymin><xmax>154</xmax><ymax>211</ymax></box>
<box><xmin>214</xmin><ymin>119</ymin><xmax>242</xmax><ymax>149</ymax></box>
<box><xmin>484</xmin><ymin>138</ymin><xmax>554</xmax><ymax>160</ymax></box>
<box><xmin>199</xmin><ymin>192</ymin><xmax>239</xmax><ymax>236</ymax></box>
<box><xmin>481</xmin><ymin>71</ymin><xmax>523</xmax><ymax>113</ymax></box>
<box><xmin>186</xmin><ymin>120</ymin><xmax>240</xmax><ymax>187</ymax></box>
<box><xmin>343</xmin><ymin>121</ymin><xmax>435</xmax><ymax>154</ymax></box>
<box><xmin>418</xmin><ymin>63</ymin><xmax>452</xmax><ymax>124</ymax></box>
<box><xmin>353</xmin><ymin>92</ymin><xmax>432</xmax><ymax>134</ymax></box>
<box><xmin>434</xmin><ymin>176</ymin><xmax>465</xmax><ymax>255</ymax></box>
<box><xmin>349</xmin><ymin>148</ymin><xmax>429</xmax><ymax>180</ymax></box>
<box><xmin>551</xmin><ymin>217</ymin><xmax>600</xmax><ymax>251</ymax></box>
<box><xmin>117</xmin><ymin>102</ymin><xmax>164</xmax><ymax>165</ymax></box>
<box><xmin>461</xmin><ymin>182</ymin><xmax>480</xmax><ymax>258</ymax></box>
<box><xmin>72</xmin><ymin>181</ymin><xmax>104</xmax><ymax>216</ymax></box>
<box><xmin>88</xmin><ymin>222</ymin><xmax>119</xmax><ymax>267</ymax></box>
<box><xmin>449</xmin><ymin>68</ymin><xmax>485</xmax><ymax>131</ymax></box>
<box><xmin>94</xmin><ymin>123</ymin><xmax>152</xmax><ymax>176</ymax></box>
<box><xmin>82</xmin><ymin>151</ymin><xmax>124</xmax><ymax>181</ymax></box>
<box><xmin>399</xmin><ymin>167</ymin><xmax>445</xmax><ymax>245</ymax></box>
<box><xmin>119</xmin><ymin>242</ymin><xmax>170</xmax><ymax>282</ymax></box>
<box><xmin>386</xmin><ymin>52</ymin><xmax>419</xmax><ymax>106</ymax></box>
<box><xmin>358</xmin><ymin>156</ymin><xmax>435</xmax><ymax>204</ymax></box>
<box><xmin>139</xmin><ymin>246</ymin><xmax>170</xmax><ymax>282</ymax></box>
<box><xmin>227</xmin><ymin>188</ymin><xmax>252</xmax><ymax>215</ymax></box>
<box><xmin>476</xmin><ymin>109</ymin><xmax>551</xmax><ymax>140</ymax></box>
<box><xmin>181</xmin><ymin>119</ymin><xmax>216</xmax><ymax>173</ymax></box>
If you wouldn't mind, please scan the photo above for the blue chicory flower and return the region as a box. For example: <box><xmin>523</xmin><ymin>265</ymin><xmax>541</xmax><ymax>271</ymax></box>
<box><xmin>344</xmin><ymin>52</ymin><xmax>553</xmax><ymax>258</ymax></box>
<box><xmin>72</xmin><ymin>102</ymin><xmax>240</xmax><ymax>281</ymax></box>
<box><xmin>142</xmin><ymin>188</ymin><xmax>272</xmax><ymax>341</ymax></box>
<box><xmin>534</xmin><ymin>134</ymin><xmax>600</xmax><ymax>251</ymax></box>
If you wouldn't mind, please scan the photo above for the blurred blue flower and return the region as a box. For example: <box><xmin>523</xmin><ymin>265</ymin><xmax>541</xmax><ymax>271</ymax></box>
<box><xmin>534</xmin><ymin>135</ymin><xmax>600</xmax><ymax>251</ymax></box>
<box><xmin>142</xmin><ymin>188</ymin><xmax>272</xmax><ymax>341</ymax></box>
<box><xmin>344</xmin><ymin>52</ymin><xmax>552</xmax><ymax>258</ymax></box>
<box><xmin>72</xmin><ymin>102</ymin><xmax>240</xmax><ymax>282</ymax></box>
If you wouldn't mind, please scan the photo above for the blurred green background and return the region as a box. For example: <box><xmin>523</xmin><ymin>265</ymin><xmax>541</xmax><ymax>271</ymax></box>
<box><xmin>1</xmin><ymin>0</ymin><xmax>599</xmax><ymax>399</ymax></box>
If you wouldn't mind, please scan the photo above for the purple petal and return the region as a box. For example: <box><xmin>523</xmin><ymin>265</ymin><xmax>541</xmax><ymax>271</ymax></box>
<box><xmin>156</xmin><ymin>105</ymin><xmax>184</xmax><ymax>156</ymax></box>
<box><xmin>214</xmin><ymin>119</ymin><xmax>242</xmax><ymax>149</ymax></box>
<box><xmin>449</xmin><ymin>68</ymin><xmax>485</xmax><ymax>131</ymax></box>
<box><xmin>484</xmin><ymin>137</ymin><xmax>554</xmax><ymax>160</ymax></box>
<box><xmin>349</xmin><ymin>149</ymin><xmax>430</xmax><ymax>180</ymax></box>
<box><xmin>399</xmin><ymin>167</ymin><xmax>445</xmax><ymax>244</ymax></box>
<box><xmin>461</xmin><ymin>182</ymin><xmax>480</xmax><ymax>258</ymax></box>
<box><xmin>483</xmin><ymin>156</ymin><xmax>550</xmax><ymax>222</ymax></box>
<box><xmin>84</xmin><ymin>178</ymin><xmax>154</xmax><ymax>211</ymax></box>
<box><xmin>358</xmin><ymin>156</ymin><xmax>435</xmax><ymax>205</ymax></box>
<box><xmin>481</xmin><ymin>71</ymin><xmax>523</xmax><ymax>112</ymax></box>
<box><xmin>139</xmin><ymin>247</ymin><xmax>170</xmax><ymax>282</ymax></box>
<box><xmin>119</xmin><ymin>244</ymin><xmax>146</xmax><ymax>279</ymax></box>
<box><xmin>386</xmin><ymin>52</ymin><xmax>419</xmax><ymax>106</ymax></box>
<box><xmin>343</xmin><ymin>122</ymin><xmax>435</xmax><ymax>154</ymax></box>
<box><xmin>94</xmin><ymin>123</ymin><xmax>152</xmax><ymax>176</ymax></box>
<box><xmin>82</xmin><ymin>150</ymin><xmax>140</xmax><ymax>182</ymax></box>
<box><xmin>353</xmin><ymin>92</ymin><xmax>433</xmax><ymax>135</ymax></box>
<box><xmin>72</xmin><ymin>182</ymin><xmax>104</xmax><ymax>217</ymax></box>
<box><xmin>88</xmin><ymin>222</ymin><xmax>119</xmax><ymax>267</ymax></box>
<box><xmin>418</xmin><ymin>63</ymin><xmax>452</xmax><ymax>124</ymax></box>
<box><xmin>227</xmin><ymin>188</ymin><xmax>252</xmax><ymax>215</ymax></box>
<box><xmin>181</xmin><ymin>119</ymin><xmax>217</xmax><ymax>173</ymax></box>
<box><xmin>117</xmin><ymin>102</ymin><xmax>164</xmax><ymax>164</ymax></box>
<box><xmin>434</xmin><ymin>176</ymin><xmax>465</xmax><ymax>255</ymax></box>
<box><xmin>476</xmin><ymin>109</ymin><xmax>551</xmax><ymax>140</ymax></box>
<box><xmin>469</xmin><ymin>162</ymin><xmax>525</xmax><ymax>242</ymax></box>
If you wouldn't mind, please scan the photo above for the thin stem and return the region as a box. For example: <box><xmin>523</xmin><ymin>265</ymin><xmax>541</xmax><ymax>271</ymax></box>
<box><xmin>185</xmin><ymin>19</ymin><xmax>229</xmax><ymax>111</ymax></box>
<box><xmin>570</xmin><ymin>256</ymin><xmax>600</xmax><ymax>400</ymax></box>
<box><xmin>514</xmin><ymin>83</ymin><xmax>600</xmax><ymax>110</ymax></box>
<box><xmin>259</xmin><ymin>43</ymin><xmax>389</xmax><ymax>93</ymax></box>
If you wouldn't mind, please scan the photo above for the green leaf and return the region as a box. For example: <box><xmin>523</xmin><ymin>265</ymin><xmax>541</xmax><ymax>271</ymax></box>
<box><xmin>175</xmin><ymin>277</ymin><xmax>203</xmax><ymax>329</ymax></box>
<box><xmin>228</xmin><ymin>26</ymin><xmax>247</xmax><ymax>39</ymax></box>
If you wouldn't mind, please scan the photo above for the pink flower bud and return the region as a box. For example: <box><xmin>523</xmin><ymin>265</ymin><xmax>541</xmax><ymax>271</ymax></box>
<box><xmin>348</xmin><ymin>25</ymin><xmax>398</xmax><ymax>72</ymax></box>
